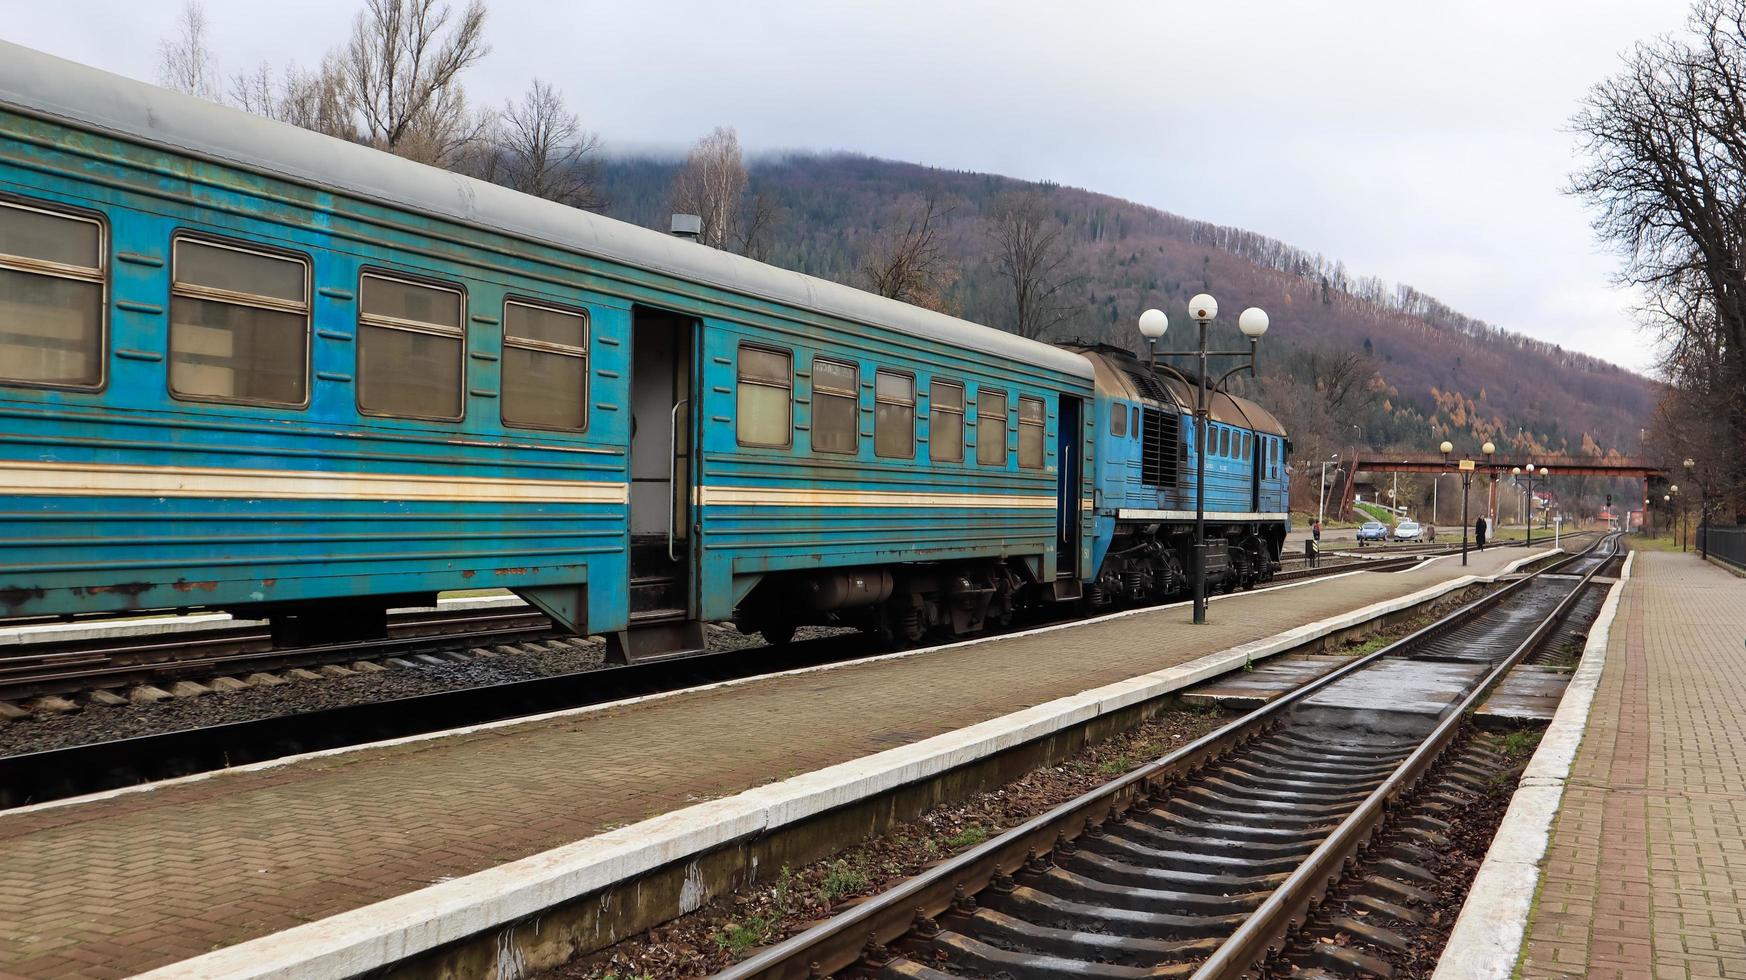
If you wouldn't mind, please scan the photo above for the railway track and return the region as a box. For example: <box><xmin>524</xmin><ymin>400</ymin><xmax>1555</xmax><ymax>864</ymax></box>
<box><xmin>0</xmin><ymin>533</ymin><xmax>1541</xmax><ymax>708</ymax></box>
<box><xmin>0</xmin><ymin>601</ymin><xmax>559</xmax><ymax>703</ymax></box>
<box><xmin>0</xmin><ymin>540</ymin><xmax>1553</xmax><ymax>809</ymax></box>
<box><xmin>708</xmin><ymin>533</ymin><xmax>1621</xmax><ymax>980</ymax></box>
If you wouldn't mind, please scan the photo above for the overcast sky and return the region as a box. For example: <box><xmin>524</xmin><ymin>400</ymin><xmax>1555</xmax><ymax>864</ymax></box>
<box><xmin>3</xmin><ymin>0</ymin><xmax>1691</xmax><ymax>373</ymax></box>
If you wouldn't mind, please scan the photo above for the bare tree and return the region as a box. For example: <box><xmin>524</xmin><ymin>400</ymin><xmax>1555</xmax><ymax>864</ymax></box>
<box><xmin>279</xmin><ymin>54</ymin><xmax>356</xmax><ymax>139</ymax></box>
<box><xmin>157</xmin><ymin>1</ymin><xmax>220</xmax><ymax>100</ymax></box>
<box><xmin>987</xmin><ymin>191</ymin><xmax>1083</xmax><ymax>339</ymax></box>
<box><xmin>1309</xmin><ymin>348</ymin><xmax>1380</xmax><ymax>422</ymax></box>
<box><xmin>735</xmin><ymin>189</ymin><xmax>783</xmax><ymax>261</ymax></box>
<box><xmin>229</xmin><ymin>62</ymin><xmax>276</xmax><ymax>117</ymax></box>
<box><xmin>1570</xmin><ymin>0</ymin><xmax>1746</xmax><ymax>507</ymax></box>
<box><xmin>485</xmin><ymin>79</ymin><xmax>602</xmax><ymax>208</ymax></box>
<box><xmin>862</xmin><ymin>193</ymin><xmax>957</xmax><ymax>312</ymax></box>
<box><xmin>339</xmin><ymin>0</ymin><xmax>490</xmax><ymax>165</ymax></box>
<box><xmin>670</xmin><ymin>126</ymin><xmax>748</xmax><ymax>250</ymax></box>
<box><xmin>228</xmin><ymin>56</ymin><xmax>354</xmax><ymax>140</ymax></box>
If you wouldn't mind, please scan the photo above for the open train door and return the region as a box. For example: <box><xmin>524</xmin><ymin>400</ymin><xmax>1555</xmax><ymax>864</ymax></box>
<box><xmin>1052</xmin><ymin>395</ymin><xmax>1085</xmax><ymax>600</ymax></box>
<box><xmin>608</xmin><ymin>305</ymin><xmax>705</xmax><ymax>663</ymax></box>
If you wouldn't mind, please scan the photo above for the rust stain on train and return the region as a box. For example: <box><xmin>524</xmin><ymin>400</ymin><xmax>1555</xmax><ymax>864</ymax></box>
<box><xmin>0</xmin><ymin>586</ymin><xmax>44</xmax><ymax>613</ymax></box>
<box><xmin>73</xmin><ymin>582</ymin><xmax>153</xmax><ymax>598</ymax></box>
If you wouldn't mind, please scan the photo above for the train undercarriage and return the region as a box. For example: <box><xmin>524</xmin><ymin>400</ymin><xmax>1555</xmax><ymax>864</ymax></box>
<box><xmin>1085</xmin><ymin>521</ymin><xmax>1284</xmax><ymax>608</ymax></box>
<box><xmin>732</xmin><ymin>521</ymin><xmax>1285</xmax><ymax>648</ymax></box>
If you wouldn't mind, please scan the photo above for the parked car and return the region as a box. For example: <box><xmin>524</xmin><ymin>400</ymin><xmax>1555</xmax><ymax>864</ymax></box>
<box><xmin>1357</xmin><ymin>521</ymin><xmax>1389</xmax><ymax>544</ymax></box>
<box><xmin>1394</xmin><ymin>521</ymin><xmax>1424</xmax><ymax>541</ymax></box>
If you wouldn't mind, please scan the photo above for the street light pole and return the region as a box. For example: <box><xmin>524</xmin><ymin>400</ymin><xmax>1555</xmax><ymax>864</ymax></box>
<box><xmin>1135</xmin><ymin>300</ymin><xmax>1268</xmax><ymax>626</ymax></box>
<box><xmin>1662</xmin><ymin>482</ymin><xmax>1676</xmax><ymax>552</ymax></box>
<box><xmin>1513</xmin><ymin>463</ymin><xmax>1539</xmax><ymax>548</ymax></box>
<box><xmin>1686</xmin><ymin>458</ymin><xmax>1705</xmax><ymax>559</ymax></box>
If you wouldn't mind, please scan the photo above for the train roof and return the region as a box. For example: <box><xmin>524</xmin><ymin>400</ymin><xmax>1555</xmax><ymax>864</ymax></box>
<box><xmin>0</xmin><ymin>42</ymin><xmax>1092</xmax><ymax>382</ymax></box>
<box><xmin>1067</xmin><ymin>344</ymin><xmax>1287</xmax><ymax>436</ymax></box>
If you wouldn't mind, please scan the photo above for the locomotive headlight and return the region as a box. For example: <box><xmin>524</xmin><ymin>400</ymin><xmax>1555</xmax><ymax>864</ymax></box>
<box><xmin>1237</xmin><ymin>307</ymin><xmax>1269</xmax><ymax>338</ymax></box>
<box><xmin>1138</xmin><ymin>308</ymin><xmax>1168</xmax><ymax>340</ymax></box>
<box><xmin>1187</xmin><ymin>293</ymin><xmax>1218</xmax><ymax>323</ymax></box>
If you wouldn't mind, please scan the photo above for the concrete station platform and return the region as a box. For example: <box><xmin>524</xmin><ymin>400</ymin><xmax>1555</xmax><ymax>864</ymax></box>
<box><xmin>0</xmin><ymin>545</ymin><xmax>1553</xmax><ymax>980</ymax></box>
<box><xmin>1441</xmin><ymin>549</ymin><xmax>1746</xmax><ymax>979</ymax></box>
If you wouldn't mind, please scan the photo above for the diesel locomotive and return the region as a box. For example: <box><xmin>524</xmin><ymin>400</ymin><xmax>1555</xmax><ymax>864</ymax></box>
<box><xmin>0</xmin><ymin>42</ymin><xmax>1288</xmax><ymax>662</ymax></box>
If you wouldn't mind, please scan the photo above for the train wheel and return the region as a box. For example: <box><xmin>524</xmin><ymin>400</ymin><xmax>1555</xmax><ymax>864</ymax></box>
<box><xmin>760</xmin><ymin>623</ymin><xmax>796</xmax><ymax>646</ymax></box>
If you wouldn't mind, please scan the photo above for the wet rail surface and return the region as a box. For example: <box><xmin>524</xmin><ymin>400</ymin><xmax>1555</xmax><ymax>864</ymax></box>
<box><xmin>712</xmin><ymin>534</ymin><xmax>1620</xmax><ymax>980</ymax></box>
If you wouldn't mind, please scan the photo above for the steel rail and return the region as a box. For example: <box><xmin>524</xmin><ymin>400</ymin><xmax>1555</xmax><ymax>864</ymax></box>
<box><xmin>0</xmin><ymin>607</ymin><xmax>557</xmax><ymax>701</ymax></box>
<box><xmin>0</xmin><ymin>530</ymin><xmax>1501</xmax><ymax>702</ymax></box>
<box><xmin>711</xmin><ymin>534</ymin><xmax>1613</xmax><ymax>980</ymax></box>
<box><xmin>0</xmin><ymin>540</ymin><xmax>1584</xmax><ymax>808</ymax></box>
<box><xmin>1189</xmin><ymin>532</ymin><xmax>1619</xmax><ymax>978</ymax></box>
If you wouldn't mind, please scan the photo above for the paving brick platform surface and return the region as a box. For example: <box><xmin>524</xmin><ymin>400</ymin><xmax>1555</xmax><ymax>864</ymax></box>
<box><xmin>0</xmin><ymin>549</ymin><xmax>1529</xmax><ymax>978</ymax></box>
<box><xmin>1520</xmin><ymin>552</ymin><xmax>1746</xmax><ymax>979</ymax></box>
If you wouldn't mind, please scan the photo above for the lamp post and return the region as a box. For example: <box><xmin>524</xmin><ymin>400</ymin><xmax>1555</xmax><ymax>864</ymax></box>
<box><xmin>1135</xmin><ymin>297</ymin><xmax>1268</xmax><ymax>625</ymax></box>
<box><xmin>1510</xmin><ymin>469</ymin><xmax>1525</xmax><ymax>529</ymax></box>
<box><xmin>1662</xmin><ymin>482</ymin><xmax>1676</xmax><ymax>545</ymax></box>
<box><xmin>1318</xmin><ymin>453</ymin><xmax>1340</xmax><ymax>526</ymax></box>
<box><xmin>1440</xmin><ymin>440</ymin><xmax>1483</xmax><ymax>567</ymax></box>
<box><xmin>1138</xmin><ymin>307</ymin><xmax>1167</xmax><ymax>373</ymax></box>
<box><xmin>1515</xmin><ymin>461</ymin><xmax>1543</xmax><ymax>545</ymax></box>
<box><xmin>1686</xmin><ymin>457</ymin><xmax>1706</xmax><ymax>558</ymax></box>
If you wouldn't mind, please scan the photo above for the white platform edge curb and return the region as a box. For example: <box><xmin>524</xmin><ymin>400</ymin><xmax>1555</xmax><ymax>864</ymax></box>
<box><xmin>1431</xmin><ymin>549</ymin><xmax>1634</xmax><ymax>980</ymax></box>
<box><xmin>136</xmin><ymin>550</ymin><xmax>1556</xmax><ymax>980</ymax></box>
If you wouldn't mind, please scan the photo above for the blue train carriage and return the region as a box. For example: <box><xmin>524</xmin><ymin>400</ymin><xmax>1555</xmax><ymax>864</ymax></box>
<box><xmin>1062</xmin><ymin>344</ymin><xmax>1289</xmax><ymax>605</ymax></box>
<box><xmin>0</xmin><ymin>42</ymin><xmax>1096</xmax><ymax>662</ymax></box>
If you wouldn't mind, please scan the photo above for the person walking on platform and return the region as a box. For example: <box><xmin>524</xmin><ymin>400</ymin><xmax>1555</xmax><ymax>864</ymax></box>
<box><xmin>1475</xmin><ymin>514</ymin><xmax>1487</xmax><ymax>551</ymax></box>
<box><xmin>1312</xmin><ymin>520</ymin><xmax>1322</xmax><ymax>543</ymax></box>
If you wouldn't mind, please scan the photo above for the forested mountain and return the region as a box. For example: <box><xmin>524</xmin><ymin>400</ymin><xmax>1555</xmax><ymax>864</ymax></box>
<box><xmin>600</xmin><ymin>153</ymin><xmax>1658</xmax><ymax>509</ymax></box>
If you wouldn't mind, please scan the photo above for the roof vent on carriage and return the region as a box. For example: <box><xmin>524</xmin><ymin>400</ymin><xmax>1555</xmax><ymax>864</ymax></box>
<box><xmin>669</xmin><ymin>213</ymin><xmax>702</xmax><ymax>239</ymax></box>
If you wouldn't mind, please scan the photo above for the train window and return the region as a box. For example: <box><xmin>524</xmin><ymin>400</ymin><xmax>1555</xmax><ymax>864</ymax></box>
<box><xmin>1243</xmin><ymin>432</ymin><xmax>1252</xmax><ymax>461</ymax></box>
<box><xmin>168</xmin><ymin>238</ymin><xmax>309</xmax><ymax>406</ymax></box>
<box><xmin>931</xmin><ymin>380</ymin><xmax>964</xmax><ymax>462</ymax></box>
<box><xmin>976</xmin><ymin>389</ymin><xmax>1008</xmax><ymax>466</ymax></box>
<box><xmin>502</xmin><ymin>300</ymin><xmax>588</xmax><ymax>431</ymax></box>
<box><xmin>358</xmin><ymin>273</ymin><xmax>464</xmax><ymax>420</ymax></box>
<box><xmin>1110</xmin><ymin>401</ymin><xmax>1126</xmax><ymax>437</ymax></box>
<box><xmin>0</xmin><ymin>199</ymin><xmax>105</xmax><ymax>388</ymax></box>
<box><xmin>875</xmin><ymin>370</ymin><xmax>915</xmax><ymax>459</ymax></box>
<box><xmin>736</xmin><ymin>344</ymin><xmax>792</xmax><ymax>447</ymax></box>
<box><xmin>813</xmin><ymin>358</ymin><xmax>858</xmax><ymax>454</ymax></box>
<box><xmin>1131</xmin><ymin>405</ymin><xmax>1140</xmax><ymax>435</ymax></box>
<box><xmin>1219</xmin><ymin>427</ymin><xmax>1230</xmax><ymax>458</ymax></box>
<box><xmin>1018</xmin><ymin>397</ymin><xmax>1045</xmax><ymax>469</ymax></box>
